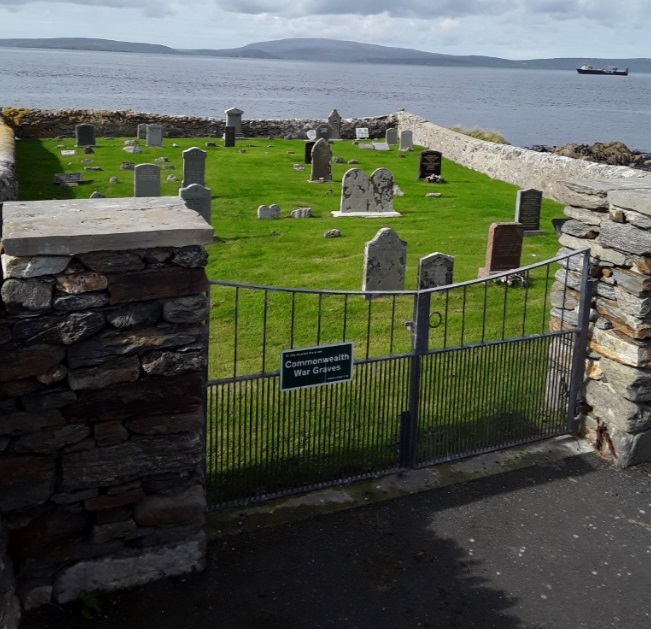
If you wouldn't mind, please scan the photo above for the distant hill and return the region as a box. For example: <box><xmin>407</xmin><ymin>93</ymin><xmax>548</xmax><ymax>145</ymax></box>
<box><xmin>1</xmin><ymin>37</ymin><xmax>650</xmax><ymax>72</ymax></box>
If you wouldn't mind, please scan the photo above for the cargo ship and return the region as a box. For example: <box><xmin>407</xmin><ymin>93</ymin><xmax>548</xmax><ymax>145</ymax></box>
<box><xmin>577</xmin><ymin>64</ymin><xmax>629</xmax><ymax>76</ymax></box>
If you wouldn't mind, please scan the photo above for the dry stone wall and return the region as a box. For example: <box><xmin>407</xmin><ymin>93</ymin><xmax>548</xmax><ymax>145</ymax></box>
<box><xmin>0</xmin><ymin>197</ymin><xmax>213</xmax><ymax>614</ymax></box>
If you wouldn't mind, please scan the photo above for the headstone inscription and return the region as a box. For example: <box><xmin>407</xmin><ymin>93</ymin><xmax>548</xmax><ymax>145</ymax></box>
<box><xmin>399</xmin><ymin>130</ymin><xmax>413</xmax><ymax>150</ymax></box>
<box><xmin>182</xmin><ymin>147</ymin><xmax>207</xmax><ymax>187</ymax></box>
<box><xmin>478</xmin><ymin>222</ymin><xmax>524</xmax><ymax>278</ymax></box>
<box><xmin>316</xmin><ymin>124</ymin><xmax>333</xmax><ymax>141</ymax></box>
<box><xmin>418</xmin><ymin>253</ymin><xmax>454</xmax><ymax>289</ymax></box>
<box><xmin>385</xmin><ymin>128</ymin><xmax>398</xmax><ymax>145</ymax></box>
<box><xmin>515</xmin><ymin>188</ymin><xmax>543</xmax><ymax>234</ymax></box>
<box><xmin>75</xmin><ymin>124</ymin><xmax>95</xmax><ymax>147</ymax></box>
<box><xmin>355</xmin><ymin>128</ymin><xmax>370</xmax><ymax>140</ymax></box>
<box><xmin>137</xmin><ymin>124</ymin><xmax>147</xmax><ymax>140</ymax></box>
<box><xmin>328</xmin><ymin>109</ymin><xmax>342</xmax><ymax>139</ymax></box>
<box><xmin>179</xmin><ymin>183</ymin><xmax>212</xmax><ymax>225</ymax></box>
<box><xmin>418</xmin><ymin>150</ymin><xmax>442</xmax><ymax>179</ymax></box>
<box><xmin>146</xmin><ymin>124</ymin><xmax>163</xmax><ymax>147</ymax></box>
<box><xmin>223</xmin><ymin>126</ymin><xmax>236</xmax><ymax>147</ymax></box>
<box><xmin>134</xmin><ymin>163</ymin><xmax>161</xmax><ymax>197</ymax></box>
<box><xmin>225</xmin><ymin>107</ymin><xmax>244</xmax><ymax>137</ymax></box>
<box><xmin>304</xmin><ymin>140</ymin><xmax>316</xmax><ymax>164</ymax></box>
<box><xmin>363</xmin><ymin>228</ymin><xmax>407</xmax><ymax>294</ymax></box>
<box><xmin>333</xmin><ymin>168</ymin><xmax>400</xmax><ymax>218</ymax></box>
<box><xmin>309</xmin><ymin>138</ymin><xmax>332</xmax><ymax>182</ymax></box>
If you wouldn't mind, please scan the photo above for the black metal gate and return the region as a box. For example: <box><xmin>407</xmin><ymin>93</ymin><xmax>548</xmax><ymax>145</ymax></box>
<box><xmin>206</xmin><ymin>249</ymin><xmax>591</xmax><ymax>510</ymax></box>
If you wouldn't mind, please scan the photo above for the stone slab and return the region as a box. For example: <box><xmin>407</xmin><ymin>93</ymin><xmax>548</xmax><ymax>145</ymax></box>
<box><xmin>1</xmin><ymin>197</ymin><xmax>214</xmax><ymax>256</ymax></box>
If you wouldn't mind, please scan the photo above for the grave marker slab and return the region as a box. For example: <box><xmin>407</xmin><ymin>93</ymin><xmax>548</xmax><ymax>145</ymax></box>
<box><xmin>478</xmin><ymin>222</ymin><xmax>524</xmax><ymax>277</ymax></box>
<box><xmin>309</xmin><ymin>138</ymin><xmax>332</xmax><ymax>182</ymax></box>
<box><xmin>75</xmin><ymin>123</ymin><xmax>96</xmax><ymax>147</ymax></box>
<box><xmin>53</xmin><ymin>173</ymin><xmax>82</xmax><ymax>186</ymax></box>
<box><xmin>223</xmin><ymin>126</ymin><xmax>236</xmax><ymax>147</ymax></box>
<box><xmin>399</xmin><ymin>130</ymin><xmax>413</xmax><ymax>149</ymax></box>
<box><xmin>304</xmin><ymin>140</ymin><xmax>316</xmax><ymax>164</ymax></box>
<box><xmin>225</xmin><ymin>107</ymin><xmax>244</xmax><ymax>137</ymax></box>
<box><xmin>418</xmin><ymin>150</ymin><xmax>442</xmax><ymax>179</ymax></box>
<box><xmin>146</xmin><ymin>124</ymin><xmax>163</xmax><ymax>147</ymax></box>
<box><xmin>134</xmin><ymin>163</ymin><xmax>160</xmax><ymax>197</ymax></box>
<box><xmin>355</xmin><ymin>128</ymin><xmax>369</xmax><ymax>140</ymax></box>
<box><xmin>418</xmin><ymin>253</ymin><xmax>454</xmax><ymax>289</ymax></box>
<box><xmin>182</xmin><ymin>147</ymin><xmax>207</xmax><ymax>188</ymax></box>
<box><xmin>385</xmin><ymin>128</ymin><xmax>398</xmax><ymax>145</ymax></box>
<box><xmin>515</xmin><ymin>188</ymin><xmax>543</xmax><ymax>234</ymax></box>
<box><xmin>61</xmin><ymin>149</ymin><xmax>76</xmax><ymax>156</ymax></box>
<box><xmin>179</xmin><ymin>183</ymin><xmax>212</xmax><ymax>225</ymax></box>
<box><xmin>363</xmin><ymin>228</ymin><xmax>407</xmax><ymax>294</ymax></box>
<box><xmin>328</xmin><ymin>109</ymin><xmax>342</xmax><ymax>139</ymax></box>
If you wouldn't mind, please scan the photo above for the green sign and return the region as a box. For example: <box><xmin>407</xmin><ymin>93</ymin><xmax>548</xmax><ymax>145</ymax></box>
<box><xmin>280</xmin><ymin>342</ymin><xmax>354</xmax><ymax>392</ymax></box>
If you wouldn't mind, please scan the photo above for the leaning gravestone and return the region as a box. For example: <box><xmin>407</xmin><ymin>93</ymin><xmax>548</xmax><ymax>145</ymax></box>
<box><xmin>75</xmin><ymin>124</ymin><xmax>95</xmax><ymax>147</ymax></box>
<box><xmin>328</xmin><ymin>109</ymin><xmax>342</xmax><ymax>139</ymax></box>
<box><xmin>418</xmin><ymin>253</ymin><xmax>454</xmax><ymax>289</ymax></box>
<box><xmin>363</xmin><ymin>228</ymin><xmax>407</xmax><ymax>294</ymax></box>
<box><xmin>399</xmin><ymin>130</ymin><xmax>413</xmax><ymax>149</ymax></box>
<box><xmin>223</xmin><ymin>126</ymin><xmax>236</xmax><ymax>147</ymax></box>
<box><xmin>316</xmin><ymin>124</ymin><xmax>333</xmax><ymax>141</ymax></box>
<box><xmin>478</xmin><ymin>222</ymin><xmax>524</xmax><ymax>277</ymax></box>
<box><xmin>137</xmin><ymin>124</ymin><xmax>148</xmax><ymax>140</ymax></box>
<box><xmin>418</xmin><ymin>150</ymin><xmax>442</xmax><ymax>179</ymax></box>
<box><xmin>304</xmin><ymin>140</ymin><xmax>316</xmax><ymax>164</ymax></box>
<box><xmin>225</xmin><ymin>107</ymin><xmax>244</xmax><ymax>137</ymax></box>
<box><xmin>309</xmin><ymin>138</ymin><xmax>332</xmax><ymax>182</ymax></box>
<box><xmin>133</xmin><ymin>163</ymin><xmax>161</xmax><ymax>197</ymax></box>
<box><xmin>385</xmin><ymin>128</ymin><xmax>398</xmax><ymax>145</ymax></box>
<box><xmin>515</xmin><ymin>188</ymin><xmax>543</xmax><ymax>234</ymax></box>
<box><xmin>182</xmin><ymin>147</ymin><xmax>207</xmax><ymax>187</ymax></box>
<box><xmin>333</xmin><ymin>168</ymin><xmax>400</xmax><ymax>218</ymax></box>
<box><xmin>179</xmin><ymin>183</ymin><xmax>212</xmax><ymax>225</ymax></box>
<box><xmin>146</xmin><ymin>124</ymin><xmax>163</xmax><ymax>147</ymax></box>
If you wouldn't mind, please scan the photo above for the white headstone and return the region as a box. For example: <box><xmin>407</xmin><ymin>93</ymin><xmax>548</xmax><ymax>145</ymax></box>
<box><xmin>355</xmin><ymin>128</ymin><xmax>369</xmax><ymax>140</ymax></box>
<box><xmin>306</xmin><ymin>130</ymin><xmax>317</xmax><ymax>140</ymax></box>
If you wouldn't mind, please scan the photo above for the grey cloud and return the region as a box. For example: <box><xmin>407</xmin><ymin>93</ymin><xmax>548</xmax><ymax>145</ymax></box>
<box><xmin>0</xmin><ymin>0</ymin><xmax>174</xmax><ymax>12</ymax></box>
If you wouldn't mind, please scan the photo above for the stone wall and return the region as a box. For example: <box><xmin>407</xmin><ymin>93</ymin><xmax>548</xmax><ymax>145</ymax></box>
<box><xmin>0</xmin><ymin>197</ymin><xmax>213</xmax><ymax>614</ymax></box>
<box><xmin>1</xmin><ymin>107</ymin><xmax>397</xmax><ymax>141</ymax></box>
<box><xmin>550</xmin><ymin>179</ymin><xmax>651</xmax><ymax>466</ymax></box>
<box><xmin>0</xmin><ymin>118</ymin><xmax>18</xmax><ymax>202</ymax></box>
<box><xmin>395</xmin><ymin>111</ymin><xmax>651</xmax><ymax>203</ymax></box>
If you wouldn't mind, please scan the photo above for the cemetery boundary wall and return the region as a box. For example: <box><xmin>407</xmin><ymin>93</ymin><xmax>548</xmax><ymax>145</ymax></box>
<box><xmin>0</xmin><ymin>197</ymin><xmax>214</xmax><ymax>625</ymax></box>
<box><xmin>395</xmin><ymin>111</ymin><xmax>651</xmax><ymax>203</ymax></box>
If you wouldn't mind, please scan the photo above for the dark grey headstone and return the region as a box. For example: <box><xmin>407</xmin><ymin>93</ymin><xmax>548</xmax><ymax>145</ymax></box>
<box><xmin>478</xmin><ymin>222</ymin><xmax>524</xmax><ymax>277</ymax></box>
<box><xmin>418</xmin><ymin>253</ymin><xmax>454</xmax><ymax>289</ymax></box>
<box><xmin>52</xmin><ymin>172</ymin><xmax>82</xmax><ymax>186</ymax></box>
<box><xmin>146</xmin><ymin>124</ymin><xmax>163</xmax><ymax>147</ymax></box>
<box><xmin>385</xmin><ymin>128</ymin><xmax>398</xmax><ymax>145</ymax></box>
<box><xmin>515</xmin><ymin>188</ymin><xmax>543</xmax><ymax>234</ymax></box>
<box><xmin>304</xmin><ymin>141</ymin><xmax>316</xmax><ymax>164</ymax></box>
<box><xmin>137</xmin><ymin>124</ymin><xmax>147</xmax><ymax>140</ymax></box>
<box><xmin>224</xmin><ymin>126</ymin><xmax>236</xmax><ymax>147</ymax></box>
<box><xmin>310</xmin><ymin>138</ymin><xmax>332</xmax><ymax>182</ymax></box>
<box><xmin>418</xmin><ymin>150</ymin><xmax>442</xmax><ymax>179</ymax></box>
<box><xmin>328</xmin><ymin>109</ymin><xmax>342</xmax><ymax>139</ymax></box>
<box><xmin>179</xmin><ymin>183</ymin><xmax>212</xmax><ymax>225</ymax></box>
<box><xmin>182</xmin><ymin>147</ymin><xmax>207</xmax><ymax>188</ymax></box>
<box><xmin>75</xmin><ymin>124</ymin><xmax>95</xmax><ymax>147</ymax></box>
<box><xmin>316</xmin><ymin>124</ymin><xmax>333</xmax><ymax>141</ymax></box>
<box><xmin>134</xmin><ymin>163</ymin><xmax>160</xmax><ymax>197</ymax></box>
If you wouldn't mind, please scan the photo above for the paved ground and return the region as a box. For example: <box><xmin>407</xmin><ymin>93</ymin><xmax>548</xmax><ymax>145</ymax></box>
<box><xmin>21</xmin><ymin>452</ymin><xmax>651</xmax><ymax>629</ymax></box>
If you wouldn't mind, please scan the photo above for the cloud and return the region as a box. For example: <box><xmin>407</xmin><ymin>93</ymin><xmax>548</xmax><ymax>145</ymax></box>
<box><xmin>0</xmin><ymin>0</ymin><xmax>177</xmax><ymax>15</ymax></box>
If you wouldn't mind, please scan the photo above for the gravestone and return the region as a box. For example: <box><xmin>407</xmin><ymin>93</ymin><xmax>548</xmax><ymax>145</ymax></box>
<box><xmin>75</xmin><ymin>124</ymin><xmax>95</xmax><ymax>147</ymax></box>
<box><xmin>182</xmin><ymin>147</ymin><xmax>207</xmax><ymax>187</ymax></box>
<box><xmin>304</xmin><ymin>140</ymin><xmax>316</xmax><ymax>164</ymax></box>
<box><xmin>223</xmin><ymin>126</ymin><xmax>236</xmax><ymax>147</ymax></box>
<box><xmin>333</xmin><ymin>168</ymin><xmax>400</xmax><ymax>217</ymax></box>
<box><xmin>179</xmin><ymin>183</ymin><xmax>212</xmax><ymax>225</ymax></box>
<box><xmin>257</xmin><ymin>204</ymin><xmax>280</xmax><ymax>219</ymax></box>
<box><xmin>306</xmin><ymin>129</ymin><xmax>317</xmax><ymax>141</ymax></box>
<box><xmin>61</xmin><ymin>149</ymin><xmax>76</xmax><ymax>156</ymax></box>
<box><xmin>309</xmin><ymin>138</ymin><xmax>332</xmax><ymax>182</ymax></box>
<box><xmin>399</xmin><ymin>130</ymin><xmax>413</xmax><ymax>149</ymax></box>
<box><xmin>328</xmin><ymin>109</ymin><xmax>342</xmax><ymax>139</ymax></box>
<box><xmin>134</xmin><ymin>163</ymin><xmax>161</xmax><ymax>197</ymax></box>
<box><xmin>146</xmin><ymin>124</ymin><xmax>163</xmax><ymax>147</ymax></box>
<box><xmin>418</xmin><ymin>150</ymin><xmax>442</xmax><ymax>179</ymax></box>
<box><xmin>362</xmin><ymin>228</ymin><xmax>407</xmax><ymax>294</ymax></box>
<box><xmin>225</xmin><ymin>107</ymin><xmax>244</xmax><ymax>137</ymax></box>
<box><xmin>418</xmin><ymin>253</ymin><xmax>454</xmax><ymax>289</ymax></box>
<box><xmin>385</xmin><ymin>128</ymin><xmax>398</xmax><ymax>145</ymax></box>
<box><xmin>137</xmin><ymin>124</ymin><xmax>147</xmax><ymax>140</ymax></box>
<box><xmin>478</xmin><ymin>222</ymin><xmax>524</xmax><ymax>277</ymax></box>
<box><xmin>372</xmin><ymin>142</ymin><xmax>390</xmax><ymax>151</ymax></box>
<box><xmin>316</xmin><ymin>124</ymin><xmax>333</xmax><ymax>141</ymax></box>
<box><xmin>355</xmin><ymin>128</ymin><xmax>369</xmax><ymax>140</ymax></box>
<box><xmin>515</xmin><ymin>188</ymin><xmax>543</xmax><ymax>234</ymax></box>
<box><xmin>52</xmin><ymin>173</ymin><xmax>82</xmax><ymax>186</ymax></box>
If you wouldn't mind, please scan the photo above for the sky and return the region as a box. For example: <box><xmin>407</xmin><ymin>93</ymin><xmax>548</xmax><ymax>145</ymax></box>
<box><xmin>0</xmin><ymin>0</ymin><xmax>648</xmax><ymax>60</ymax></box>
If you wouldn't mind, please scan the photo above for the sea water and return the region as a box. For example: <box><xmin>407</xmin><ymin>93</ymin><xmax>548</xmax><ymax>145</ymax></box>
<box><xmin>2</xmin><ymin>46</ymin><xmax>651</xmax><ymax>149</ymax></box>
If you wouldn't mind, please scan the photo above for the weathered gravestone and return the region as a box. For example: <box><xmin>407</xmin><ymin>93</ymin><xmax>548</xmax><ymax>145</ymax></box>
<box><xmin>304</xmin><ymin>140</ymin><xmax>316</xmax><ymax>164</ymax></box>
<box><xmin>385</xmin><ymin>128</ymin><xmax>398</xmax><ymax>145</ymax></box>
<box><xmin>362</xmin><ymin>228</ymin><xmax>407</xmax><ymax>294</ymax></box>
<box><xmin>418</xmin><ymin>253</ymin><xmax>454</xmax><ymax>289</ymax></box>
<box><xmin>372</xmin><ymin>142</ymin><xmax>390</xmax><ymax>151</ymax></box>
<box><xmin>316</xmin><ymin>124</ymin><xmax>333</xmax><ymax>141</ymax></box>
<box><xmin>309</xmin><ymin>138</ymin><xmax>332</xmax><ymax>182</ymax></box>
<box><xmin>418</xmin><ymin>150</ymin><xmax>442</xmax><ymax>179</ymax></box>
<box><xmin>399</xmin><ymin>130</ymin><xmax>413</xmax><ymax>149</ymax></box>
<box><xmin>179</xmin><ymin>183</ymin><xmax>212</xmax><ymax>225</ymax></box>
<box><xmin>333</xmin><ymin>168</ymin><xmax>400</xmax><ymax>218</ymax></box>
<box><xmin>137</xmin><ymin>123</ymin><xmax>148</xmax><ymax>140</ymax></box>
<box><xmin>146</xmin><ymin>124</ymin><xmax>163</xmax><ymax>147</ymax></box>
<box><xmin>515</xmin><ymin>188</ymin><xmax>543</xmax><ymax>234</ymax></box>
<box><xmin>225</xmin><ymin>107</ymin><xmax>244</xmax><ymax>137</ymax></box>
<box><xmin>328</xmin><ymin>109</ymin><xmax>342</xmax><ymax>139</ymax></box>
<box><xmin>182</xmin><ymin>147</ymin><xmax>207</xmax><ymax>187</ymax></box>
<box><xmin>134</xmin><ymin>163</ymin><xmax>161</xmax><ymax>197</ymax></box>
<box><xmin>75</xmin><ymin>124</ymin><xmax>95</xmax><ymax>147</ymax></box>
<box><xmin>257</xmin><ymin>204</ymin><xmax>281</xmax><ymax>219</ymax></box>
<box><xmin>223</xmin><ymin>126</ymin><xmax>236</xmax><ymax>147</ymax></box>
<box><xmin>478</xmin><ymin>222</ymin><xmax>524</xmax><ymax>277</ymax></box>
<box><xmin>52</xmin><ymin>173</ymin><xmax>82</xmax><ymax>186</ymax></box>
<box><xmin>355</xmin><ymin>128</ymin><xmax>369</xmax><ymax>140</ymax></box>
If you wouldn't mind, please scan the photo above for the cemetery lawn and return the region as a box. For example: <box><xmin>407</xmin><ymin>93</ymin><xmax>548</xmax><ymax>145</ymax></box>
<box><xmin>15</xmin><ymin>136</ymin><xmax>568</xmax><ymax>378</ymax></box>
